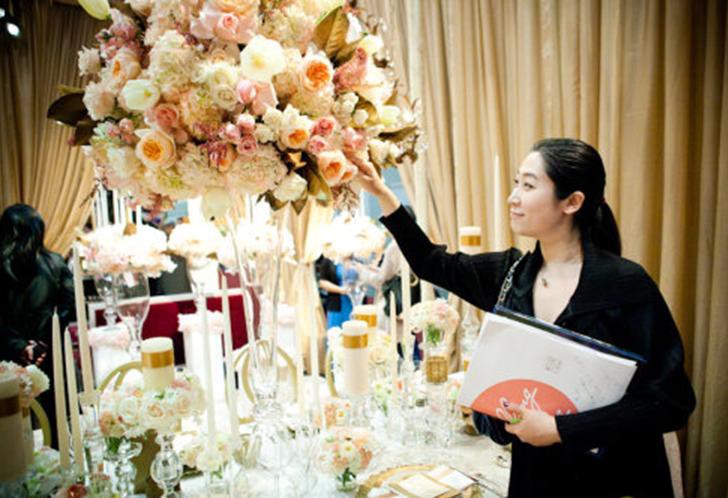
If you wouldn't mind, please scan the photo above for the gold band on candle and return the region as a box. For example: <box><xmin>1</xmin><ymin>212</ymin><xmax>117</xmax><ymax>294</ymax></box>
<box><xmin>425</xmin><ymin>355</ymin><xmax>448</xmax><ymax>384</ymax></box>
<box><xmin>142</xmin><ymin>349</ymin><xmax>174</xmax><ymax>368</ymax></box>
<box><xmin>0</xmin><ymin>395</ymin><xmax>20</xmax><ymax>417</ymax></box>
<box><xmin>342</xmin><ymin>334</ymin><xmax>369</xmax><ymax>349</ymax></box>
<box><xmin>460</xmin><ymin>235</ymin><xmax>481</xmax><ymax>246</ymax></box>
<box><xmin>352</xmin><ymin>314</ymin><xmax>377</xmax><ymax>328</ymax></box>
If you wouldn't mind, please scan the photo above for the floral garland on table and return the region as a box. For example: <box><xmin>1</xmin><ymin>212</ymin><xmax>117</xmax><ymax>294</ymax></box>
<box><xmin>321</xmin><ymin>214</ymin><xmax>386</xmax><ymax>263</ymax></box>
<box><xmin>50</xmin><ymin>0</ymin><xmax>421</xmax><ymax>218</ymax></box>
<box><xmin>0</xmin><ymin>361</ymin><xmax>50</xmax><ymax>410</ymax></box>
<box><xmin>78</xmin><ymin>224</ymin><xmax>176</xmax><ymax>277</ymax></box>
<box><xmin>316</xmin><ymin>426</ymin><xmax>376</xmax><ymax>490</ymax></box>
<box><xmin>216</xmin><ymin>218</ymin><xmax>295</xmax><ymax>269</ymax></box>
<box><xmin>408</xmin><ymin>299</ymin><xmax>460</xmax><ymax>346</ymax></box>
<box><xmin>98</xmin><ymin>369</ymin><xmax>205</xmax><ymax>446</ymax></box>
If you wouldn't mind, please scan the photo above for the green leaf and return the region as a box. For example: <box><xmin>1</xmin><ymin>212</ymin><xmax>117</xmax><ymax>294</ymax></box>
<box><xmin>47</xmin><ymin>92</ymin><xmax>89</xmax><ymax>127</ymax></box>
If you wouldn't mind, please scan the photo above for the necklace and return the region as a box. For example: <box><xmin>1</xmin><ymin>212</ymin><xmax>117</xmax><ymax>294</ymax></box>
<box><xmin>541</xmin><ymin>276</ymin><xmax>549</xmax><ymax>288</ymax></box>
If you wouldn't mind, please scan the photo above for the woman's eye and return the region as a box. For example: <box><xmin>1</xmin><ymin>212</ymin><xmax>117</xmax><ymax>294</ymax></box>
<box><xmin>513</xmin><ymin>178</ymin><xmax>519</xmax><ymax>186</ymax></box>
<box><xmin>523</xmin><ymin>183</ymin><xmax>534</xmax><ymax>190</ymax></box>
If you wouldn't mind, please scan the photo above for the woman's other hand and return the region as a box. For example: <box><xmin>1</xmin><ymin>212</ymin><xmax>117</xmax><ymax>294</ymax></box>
<box><xmin>504</xmin><ymin>406</ymin><xmax>562</xmax><ymax>447</ymax></box>
<box><xmin>352</xmin><ymin>158</ymin><xmax>400</xmax><ymax>216</ymax></box>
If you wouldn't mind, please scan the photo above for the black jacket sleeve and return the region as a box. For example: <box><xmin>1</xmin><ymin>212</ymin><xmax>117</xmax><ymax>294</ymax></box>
<box><xmin>56</xmin><ymin>254</ymin><xmax>77</xmax><ymax>335</ymax></box>
<box><xmin>472</xmin><ymin>411</ymin><xmax>517</xmax><ymax>445</ymax></box>
<box><xmin>555</xmin><ymin>280</ymin><xmax>696</xmax><ymax>451</ymax></box>
<box><xmin>380</xmin><ymin>205</ymin><xmax>522</xmax><ymax>311</ymax></box>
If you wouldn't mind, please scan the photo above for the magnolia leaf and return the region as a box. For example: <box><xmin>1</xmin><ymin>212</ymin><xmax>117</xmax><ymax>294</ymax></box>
<box><xmin>291</xmin><ymin>196</ymin><xmax>308</xmax><ymax>214</ymax></box>
<box><xmin>313</xmin><ymin>6</ymin><xmax>350</xmax><ymax>59</ymax></box>
<box><xmin>263</xmin><ymin>191</ymin><xmax>286</xmax><ymax>211</ymax></box>
<box><xmin>58</xmin><ymin>85</ymin><xmax>85</xmax><ymax>96</ymax></box>
<box><xmin>379</xmin><ymin>125</ymin><xmax>418</xmax><ymax>144</ymax></box>
<box><xmin>334</xmin><ymin>41</ymin><xmax>360</xmax><ymax>64</ymax></box>
<box><xmin>303</xmin><ymin>164</ymin><xmax>332</xmax><ymax>205</ymax></box>
<box><xmin>47</xmin><ymin>93</ymin><xmax>89</xmax><ymax>127</ymax></box>
<box><xmin>73</xmin><ymin>120</ymin><xmax>97</xmax><ymax>146</ymax></box>
<box><xmin>283</xmin><ymin>151</ymin><xmax>309</xmax><ymax>170</ymax></box>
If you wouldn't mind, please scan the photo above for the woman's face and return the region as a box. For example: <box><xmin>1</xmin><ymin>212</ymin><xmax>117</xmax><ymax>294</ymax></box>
<box><xmin>507</xmin><ymin>152</ymin><xmax>576</xmax><ymax>238</ymax></box>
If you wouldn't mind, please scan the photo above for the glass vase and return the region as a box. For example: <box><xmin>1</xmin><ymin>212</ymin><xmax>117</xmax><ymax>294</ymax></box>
<box><xmin>94</xmin><ymin>273</ymin><xmax>118</xmax><ymax>326</ymax></box>
<box><xmin>150</xmin><ymin>433</ymin><xmax>182</xmax><ymax>498</ymax></box>
<box><xmin>114</xmin><ymin>272</ymin><xmax>150</xmax><ymax>359</ymax></box>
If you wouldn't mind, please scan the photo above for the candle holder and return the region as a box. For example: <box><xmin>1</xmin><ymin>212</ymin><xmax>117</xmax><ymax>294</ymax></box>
<box><xmin>150</xmin><ymin>432</ymin><xmax>182</xmax><ymax>498</ymax></box>
<box><xmin>105</xmin><ymin>438</ymin><xmax>142</xmax><ymax>497</ymax></box>
<box><xmin>80</xmin><ymin>392</ymin><xmax>106</xmax><ymax>479</ymax></box>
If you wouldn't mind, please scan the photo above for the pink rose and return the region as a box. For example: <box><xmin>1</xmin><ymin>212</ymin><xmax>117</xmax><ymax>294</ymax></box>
<box><xmin>222</xmin><ymin>122</ymin><xmax>241</xmax><ymax>143</ymax></box>
<box><xmin>236</xmin><ymin>135</ymin><xmax>257</xmax><ymax>156</ymax></box>
<box><xmin>152</xmin><ymin>103</ymin><xmax>180</xmax><ymax>130</ymax></box>
<box><xmin>173</xmin><ymin>129</ymin><xmax>190</xmax><ymax>144</ymax></box>
<box><xmin>307</xmin><ymin>135</ymin><xmax>328</xmax><ymax>155</ymax></box>
<box><xmin>119</xmin><ymin>118</ymin><xmax>134</xmax><ymax>135</ymax></box>
<box><xmin>333</xmin><ymin>47</ymin><xmax>368</xmax><ymax>91</ymax></box>
<box><xmin>312</xmin><ymin>117</ymin><xmax>336</xmax><ymax>137</ymax></box>
<box><xmin>250</xmin><ymin>82</ymin><xmax>278</xmax><ymax>116</ymax></box>
<box><xmin>236</xmin><ymin>114</ymin><xmax>255</xmax><ymax>133</ymax></box>
<box><xmin>343</xmin><ymin>127</ymin><xmax>366</xmax><ymax>151</ymax></box>
<box><xmin>236</xmin><ymin>79</ymin><xmax>257</xmax><ymax>105</ymax></box>
<box><xmin>215</xmin><ymin>13</ymin><xmax>239</xmax><ymax>42</ymax></box>
<box><xmin>190</xmin><ymin>3</ymin><xmax>220</xmax><ymax>40</ymax></box>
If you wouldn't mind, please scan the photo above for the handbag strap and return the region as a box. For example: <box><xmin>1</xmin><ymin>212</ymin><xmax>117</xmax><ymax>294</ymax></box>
<box><xmin>496</xmin><ymin>254</ymin><xmax>526</xmax><ymax>307</ymax></box>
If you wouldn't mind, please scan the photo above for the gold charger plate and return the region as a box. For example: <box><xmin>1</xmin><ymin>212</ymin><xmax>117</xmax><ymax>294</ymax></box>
<box><xmin>356</xmin><ymin>464</ymin><xmax>483</xmax><ymax>498</ymax></box>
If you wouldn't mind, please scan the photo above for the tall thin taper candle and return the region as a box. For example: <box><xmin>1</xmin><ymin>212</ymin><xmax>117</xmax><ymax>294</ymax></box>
<box><xmin>136</xmin><ymin>206</ymin><xmax>142</xmax><ymax>226</ymax></box>
<box><xmin>64</xmin><ymin>330</ymin><xmax>85</xmax><ymax>475</ymax></box>
<box><xmin>221</xmin><ymin>279</ymin><xmax>239</xmax><ymax>442</ymax></box>
<box><xmin>52</xmin><ymin>313</ymin><xmax>70</xmax><ymax>470</ymax></box>
<box><xmin>198</xmin><ymin>290</ymin><xmax>217</xmax><ymax>449</ymax></box>
<box><xmin>309</xmin><ymin>284</ymin><xmax>321</xmax><ymax>420</ymax></box>
<box><xmin>72</xmin><ymin>243</ymin><xmax>94</xmax><ymax>394</ymax></box>
<box><xmin>389</xmin><ymin>292</ymin><xmax>397</xmax><ymax>380</ymax></box>
<box><xmin>401</xmin><ymin>263</ymin><xmax>412</xmax><ymax>358</ymax></box>
<box><xmin>294</xmin><ymin>311</ymin><xmax>306</xmax><ymax>416</ymax></box>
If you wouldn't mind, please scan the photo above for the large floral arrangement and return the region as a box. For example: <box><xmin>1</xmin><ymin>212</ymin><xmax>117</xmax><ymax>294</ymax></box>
<box><xmin>50</xmin><ymin>0</ymin><xmax>420</xmax><ymax>218</ymax></box>
<box><xmin>321</xmin><ymin>214</ymin><xmax>386</xmax><ymax>262</ymax></box>
<box><xmin>216</xmin><ymin>218</ymin><xmax>295</xmax><ymax>268</ymax></box>
<box><xmin>0</xmin><ymin>361</ymin><xmax>50</xmax><ymax>410</ymax></box>
<box><xmin>98</xmin><ymin>369</ymin><xmax>205</xmax><ymax>442</ymax></box>
<box><xmin>316</xmin><ymin>426</ymin><xmax>375</xmax><ymax>490</ymax></box>
<box><xmin>408</xmin><ymin>299</ymin><xmax>460</xmax><ymax>346</ymax></box>
<box><xmin>79</xmin><ymin>223</ymin><xmax>176</xmax><ymax>276</ymax></box>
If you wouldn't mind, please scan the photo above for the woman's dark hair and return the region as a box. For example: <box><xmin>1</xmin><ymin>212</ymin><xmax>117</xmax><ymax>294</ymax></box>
<box><xmin>0</xmin><ymin>204</ymin><xmax>47</xmax><ymax>283</ymax></box>
<box><xmin>532</xmin><ymin>138</ymin><xmax>622</xmax><ymax>255</ymax></box>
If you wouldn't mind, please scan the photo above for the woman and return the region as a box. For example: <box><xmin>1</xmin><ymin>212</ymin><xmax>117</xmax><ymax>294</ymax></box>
<box><xmin>355</xmin><ymin>138</ymin><xmax>695</xmax><ymax>497</ymax></box>
<box><xmin>315</xmin><ymin>255</ymin><xmax>355</xmax><ymax>328</ymax></box>
<box><xmin>0</xmin><ymin>204</ymin><xmax>76</xmax><ymax>448</ymax></box>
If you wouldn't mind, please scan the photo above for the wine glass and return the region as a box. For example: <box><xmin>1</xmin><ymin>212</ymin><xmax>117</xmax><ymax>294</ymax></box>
<box><xmin>93</xmin><ymin>273</ymin><xmax>118</xmax><ymax>326</ymax></box>
<box><xmin>114</xmin><ymin>272</ymin><xmax>150</xmax><ymax>359</ymax></box>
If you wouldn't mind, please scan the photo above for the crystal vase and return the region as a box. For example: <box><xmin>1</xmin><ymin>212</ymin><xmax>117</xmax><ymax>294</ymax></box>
<box><xmin>114</xmin><ymin>272</ymin><xmax>150</xmax><ymax>359</ymax></box>
<box><xmin>150</xmin><ymin>433</ymin><xmax>182</xmax><ymax>497</ymax></box>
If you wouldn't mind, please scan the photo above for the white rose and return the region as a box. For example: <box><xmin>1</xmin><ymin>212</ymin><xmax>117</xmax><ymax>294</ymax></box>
<box><xmin>353</xmin><ymin>108</ymin><xmax>368</xmax><ymax>126</ymax></box>
<box><xmin>78</xmin><ymin>47</ymin><xmax>101</xmax><ymax>76</ymax></box>
<box><xmin>378</xmin><ymin>105</ymin><xmax>401</xmax><ymax>127</ymax></box>
<box><xmin>358</xmin><ymin>35</ymin><xmax>384</xmax><ymax>55</ymax></box>
<box><xmin>104</xmin><ymin>47</ymin><xmax>142</xmax><ymax>92</ymax></box>
<box><xmin>26</xmin><ymin>365</ymin><xmax>49</xmax><ymax>395</ymax></box>
<box><xmin>107</xmin><ymin>146</ymin><xmax>143</xmax><ymax>179</ymax></box>
<box><xmin>262</xmin><ymin>108</ymin><xmax>283</xmax><ymax>129</ymax></box>
<box><xmin>196</xmin><ymin>447</ymin><xmax>224</xmax><ymax>472</ymax></box>
<box><xmin>240</xmin><ymin>36</ymin><xmax>286</xmax><ymax>82</ymax></box>
<box><xmin>253</xmin><ymin>123</ymin><xmax>275</xmax><ymax>143</ymax></box>
<box><xmin>210</xmin><ymin>84</ymin><xmax>238</xmax><ymax>111</ymax></box>
<box><xmin>126</xmin><ymin>0</ymin><xmax>152</xmax><ymax>15</ymax></box>
<box><xmin>83</xmin><ymin>81</ymin><xmax>115</xmax><ymax>121</ymax></box>
<box><xmin>116</xmin><ymin>396</ymin><xmax>141</xmax><ymax>427</ymax></box>
<box><xmin>368</xmin><ymin>139</ymin><xmax>389</xmax><ymax>165</ymax></box>
<box><xmin>120</xmin><ymin>79</ymin><xmax>160</xmax><ymax>112</ymax></box>
<box><xmin>273</xmin><ymin>172</ymin><xmax>307</xmax><ymax>202</ymax></box>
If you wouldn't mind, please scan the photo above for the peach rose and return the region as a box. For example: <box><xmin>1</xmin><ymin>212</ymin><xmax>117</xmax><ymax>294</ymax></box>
<box><xmin>135</xmin><ymin>129</ymin><xmax>176</xmax><ymax>170</ymax></box>
<box><xmin>318</xmin><ymin>150</ymin><xmax>350</xmax><ymax>186</ymax></box>
<box><xmin>302</xmin><ymin>56</ymin><xmax>333</xmax><ymax>92</ymax></box>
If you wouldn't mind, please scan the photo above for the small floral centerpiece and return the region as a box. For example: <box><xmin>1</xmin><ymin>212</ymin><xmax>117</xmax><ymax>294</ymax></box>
<box><xmin>0</xmin><ymin>361</ymin><xmax>50</xmax><ymax>410</ymax></box>
<box><xmin>408</xmin><ymin>299</ymin><xmax>459</xmax><ymax>384</ymax></box>
<box><xmin>316</xmin><ymin>397</ymin><xmax>352</xmax><ymax>428</ymax></box>
<box><xmin>51</xmin><ymin>0</ymin><xmax>421</xmax><ymax>219</ymax></box>
<box><xmin>79</xmin><ymin>224</ymin><xmax>176</xmax><ymax>277</ymax></box>
<box><xmin>23</xmin><ymin>448</ymin><xmax>66</xmax><ymax>498</ymax></box>
<box><xmin>179</xmin><ymin>432</ymin><xmax>235</xmax><ymax>473</ymax></box>
<box><xmin>316</xmin><ymin>426</ymin><xmax>375</xmax><ymax>491</ymax></box>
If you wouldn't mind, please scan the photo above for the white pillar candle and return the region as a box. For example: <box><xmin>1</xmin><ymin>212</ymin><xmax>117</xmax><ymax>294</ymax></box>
<box><xmin>458</xmin><ymin>226</ymin><xmax>482</xmax><ymax>255</ymax></box>
<box><xmin>221</xmin><ymin>279</ymin><xmax>239</xmax><ymax>442</ymax></box>
<box><xmin>0</xmin><ymin>376</ymin><xmax>27</xmax><ymax>482</ymax></box>
<box><xmin>64</xmin><ymin>330</ymin><xmax>85</xmax><ymax>476</ymax></box>
<box><xmin>52</xmin><ymin>313</ymin><xmax>70</xmax><ymax>470</ymax></box>
<box><xmin>72</xmin><ymin>244</ymin><xmax>94</xmax><ymax>395</ymax></box>
<box><xmin>309</xmin><ymin>285</ymin><xmax>321</xmax><ymax>421</ymax></box>
<box><xmin>341</xmin><ymin>320</ymin><xmax>369</xmax><ymax>397</ymax></box>
<box><xmin>389</xmin><ymin>292</ymin><xmax>398</xmax><ymax>380</ymax></box>
<box><xmin>198</xmin><ymin>297</ymin><xmax>217</xmax><ymax>449</ymax></box>
<box><xmin>140</xmin><ymin>337</ymin><xmax>175</xmax><ymax>392</ymax></box>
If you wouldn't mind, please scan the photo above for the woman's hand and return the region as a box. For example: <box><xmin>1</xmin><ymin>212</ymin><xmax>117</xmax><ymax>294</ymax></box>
<box><xmin>504</xmin><ymin>406</ymin><xmax>562</xmax><ymax>447</ymax></box>
<box><xmin>352</xmin><ymin>158</ymin><xmax>400</xmax><ymax>216</ymax></box>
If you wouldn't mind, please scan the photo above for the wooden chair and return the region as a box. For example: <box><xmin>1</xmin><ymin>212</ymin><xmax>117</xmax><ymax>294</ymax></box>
<box><xmin>29</xmin><ymin>399</ymin><xmax>52</xmax><ymax>447</ymax></box>
<box><xmin>98</xmin><ymin>361</ymin><xmax>143</xmax><ymax>393</ymax></box>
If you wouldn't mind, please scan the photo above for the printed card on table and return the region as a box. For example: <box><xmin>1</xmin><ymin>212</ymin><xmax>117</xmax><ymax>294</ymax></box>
<box><xmin>457</xmin><ymin>311</ymin><xmax>638</xmax><ymax>419</ymax></box>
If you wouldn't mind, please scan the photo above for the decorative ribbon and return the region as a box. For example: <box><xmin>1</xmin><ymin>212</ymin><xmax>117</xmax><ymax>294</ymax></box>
<box><xmin>141</xmin><ymin>349</ymin><xmax>174</xmax><ymax>369</ymax></box>
<box><xmin>0</xmin><ymin>394</ymin><xmax>20</xmax><ymax>418</ymax></box>
<box><xmin>352</xmin><ymin>314</ymin><xmax>377</xmax><ymax>328</ymax></box>
<box><xmin>342</xmin><ymin>334</ymin><xmax>368</xmax><ymax>349</ymax></box>
<box><xmin>459</xmin><ymin>235</ymin><xmax>481</xmax><ymax>246</ymax></box>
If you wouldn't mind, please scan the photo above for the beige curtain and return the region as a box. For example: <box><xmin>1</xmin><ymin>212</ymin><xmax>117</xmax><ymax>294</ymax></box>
<box><xmin>0</xmin><ymin>1</ymin><xmax>99</xmax><ymax>255</ymax></box>
<box><xmin>361</xmin><ymin>1</ymin><xmax>727</xmax><ymax>496</ymax></box>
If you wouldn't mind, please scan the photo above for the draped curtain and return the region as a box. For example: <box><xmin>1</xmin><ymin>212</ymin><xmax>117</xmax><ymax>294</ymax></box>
<box><xmin>362</xmin><ymin>1</ymin><xmax>728</xmax><ymax>496</ymax></box>
<box><xmin>0</xmin><ymin>1</ymin><xmax>100</xmax><ymax>254</ymax></box>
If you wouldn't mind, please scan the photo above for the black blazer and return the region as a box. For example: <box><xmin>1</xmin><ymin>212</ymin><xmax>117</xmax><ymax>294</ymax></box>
<box><xmin>381</xmin><ymin>205</ymin><xmax>695</xmax><ymax>498</ymax></box>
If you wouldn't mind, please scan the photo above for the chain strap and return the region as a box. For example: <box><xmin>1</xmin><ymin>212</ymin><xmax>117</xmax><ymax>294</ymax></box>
<box><xmin>496</xmin><ymin>254</ymin><xmax>526</xmax><ymax>307</ymax></box>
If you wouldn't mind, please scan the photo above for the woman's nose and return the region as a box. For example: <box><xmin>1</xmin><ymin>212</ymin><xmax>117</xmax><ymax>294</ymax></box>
<box><xmin>507</xmin><ymin>188</ymin><xmax>519</xmax><ymax>206</ymax></box>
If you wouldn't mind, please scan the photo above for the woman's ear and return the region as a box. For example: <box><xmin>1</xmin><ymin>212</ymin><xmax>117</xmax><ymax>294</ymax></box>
<box><xmin>562</xmin><ymin>191</ymin><xmax>585</xmax><ymax>215</ymax></box>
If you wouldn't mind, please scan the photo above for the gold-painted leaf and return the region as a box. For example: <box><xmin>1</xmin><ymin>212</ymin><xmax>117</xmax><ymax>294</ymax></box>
<box><xmin>263</xmin><ymin>191</ymin><xmax>287</xmax><ymax>211</ymax></box>
<box><xmin>379</xmin><ymin>125</ymin><xmax>419</xmax><ymax>144</ymax></box>
<box><xmin>73</xmin><ymin>120</ymin><xmax>97</xmax><ymax>146</ymax></box>
<box><xmin>334</xmin><ymin>41</ymin><xmax>360</xmax><ymax>63</ymax></box>
<box><xmin>291</xmin><ymin>196</ymin><xmax>308</xmax><ymax>214</ymax></box>
<box><xmin>313</xmin><ymin>6</ymin><xmax>350</xmax><ymax>59</ymax></box>
<box><xmin>47</xmin><ymin>92</ymin><xmax>89</xmax><ymax>127</ymax></box>
<box><xmin>303</xmin><ymin>164</ymin><xmax>332</xmax><ymax>205</ymax></box>
<box><xmin>283</xmin><ymin>151</ymin><xmax>309</xmax><ymax>170</ymax></box>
